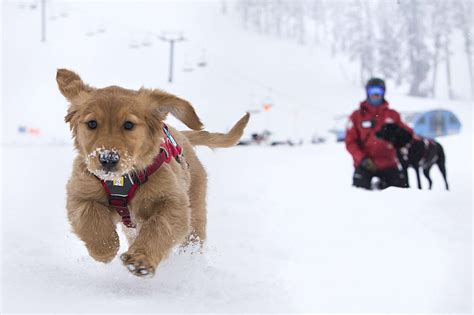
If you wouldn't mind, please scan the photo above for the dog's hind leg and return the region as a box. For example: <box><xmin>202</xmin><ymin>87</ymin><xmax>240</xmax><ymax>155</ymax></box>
<box><xmin>184</xmin><ymin>161</ymin><xmax>207</xmax><ymax>248</ymax></box>
<box><xmin>423</xmin><ymin>167</ymin><xmax>433</xmax><ymax>189</ymax></box>
<box><xmin>436</xmin><ymin>144</ymin><xmax>449</xmax><ymax>190</ymax></box>
<box><xmin>438</xmin><ymin>163</ymin><xmax>449</xmax><ymax>190</ymax></box>
<box><xmin>121</xmin><ymin>223</ymin><xmax>138</xmax><ymax>246</ymax></box>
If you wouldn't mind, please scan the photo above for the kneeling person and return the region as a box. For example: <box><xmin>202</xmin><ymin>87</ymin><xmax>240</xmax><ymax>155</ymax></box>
<box><xmin>345</xmin><ymin>78</ymin><xmax>411</xmax><ymax>190</ymax></box>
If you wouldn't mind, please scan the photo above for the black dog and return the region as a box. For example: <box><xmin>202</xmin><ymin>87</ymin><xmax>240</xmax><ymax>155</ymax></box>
<box><xmin>376</xmin><ymin>123</ymin><xmax>449</xmax><ymax>190</ymax></box>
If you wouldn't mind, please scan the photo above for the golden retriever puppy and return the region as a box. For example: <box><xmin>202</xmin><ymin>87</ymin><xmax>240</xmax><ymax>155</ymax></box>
<box><xmin>56</xmin><ymin>69</ymin><xmax>249</xmax><ymax>277</ymax></box>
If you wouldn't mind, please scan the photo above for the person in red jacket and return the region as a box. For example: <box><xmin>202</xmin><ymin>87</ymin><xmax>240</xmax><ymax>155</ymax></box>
<box><xmin>345</xmin><ymin>78</ymin><xmax>413</xmax><ymax>190</ymax></box>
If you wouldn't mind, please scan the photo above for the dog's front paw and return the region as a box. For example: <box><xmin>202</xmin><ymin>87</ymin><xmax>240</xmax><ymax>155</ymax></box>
<box><xmin>85</xmin><ymin>233</ymin><xmax>120</xmax><ymax>263</ymax></box>
<box><xmin>120</xmin><ymin>251</ymin><xmax>156</xmax><ymax>278</ymax></box>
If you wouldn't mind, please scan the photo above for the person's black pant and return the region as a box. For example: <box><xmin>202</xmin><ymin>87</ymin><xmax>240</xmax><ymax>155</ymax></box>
<box><xmin>353</xmin><ymin>166</ymin><xmax>409</xmax><ymax>190</ymax></box>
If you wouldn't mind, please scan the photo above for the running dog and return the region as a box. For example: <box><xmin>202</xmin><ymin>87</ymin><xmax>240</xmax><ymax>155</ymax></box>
<box><xmin>376</xmin><ymin>123</ymin><xmax>449</xmax><ymax>190</ymax></box>
<box><xmin>57</xmin><ymin>69</ymin><xmax>249</xmax><ymax>277</ymax></box>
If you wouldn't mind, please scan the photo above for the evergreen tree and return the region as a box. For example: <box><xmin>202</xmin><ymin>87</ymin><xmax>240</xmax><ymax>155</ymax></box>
<box><xmin>453</xmin><ymin>0</ymin><xmax>474</xmax><ymax>99</ymax></box>
<box><xmin>375</xmin><ymin>1</ymin><xmax>403</xmax><ymax>86</ymax></box>
<box><xmin>400</xmin><ymin>0</ymin><xmax>431</xmax><ymax>97</ymax></box>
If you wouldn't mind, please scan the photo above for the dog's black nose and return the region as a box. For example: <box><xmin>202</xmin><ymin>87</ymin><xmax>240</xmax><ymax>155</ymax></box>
<box><xmin>99</xmin><ymin>151</ymin><xmax>120</xmax><ymax>169</ymax></box>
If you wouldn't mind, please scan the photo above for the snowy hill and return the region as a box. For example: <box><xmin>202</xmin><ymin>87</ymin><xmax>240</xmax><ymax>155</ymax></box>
<box><xmin>5</xmin><ymin>0</ymin><xmax>471</xmax><ymax>145</ymax></box>
<box><xmin>1</xmin><ymin>0</ymin><xmax>472</xmax><ymax>313</ymax></box>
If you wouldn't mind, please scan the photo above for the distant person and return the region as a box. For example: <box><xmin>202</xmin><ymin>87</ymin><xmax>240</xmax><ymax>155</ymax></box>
<box><xmin>345</xmin><ymin>78</ymin><xmax>413</xmax><ymax>190</ymax></box>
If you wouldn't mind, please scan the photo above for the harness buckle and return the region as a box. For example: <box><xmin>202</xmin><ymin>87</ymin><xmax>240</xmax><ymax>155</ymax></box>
<box><xmin>109</xmin><ymin>195</ymin><xmax>128</xmax><ymax>208</ymax></box>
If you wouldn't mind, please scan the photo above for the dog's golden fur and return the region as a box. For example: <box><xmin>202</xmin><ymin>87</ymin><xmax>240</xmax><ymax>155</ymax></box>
<box><xmin>57</xmin><ymin>69</ymin><xmax>249</xmax><ymax>277</ymax></box>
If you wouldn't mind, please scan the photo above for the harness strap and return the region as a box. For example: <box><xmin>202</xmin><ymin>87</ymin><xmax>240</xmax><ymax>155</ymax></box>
<box><xmin>420</xmin><ymin>139</ymin><xmax>437</xmax><ymax>166</ymax></box>
<box><xmin>404</xmin><ymin>136</ymin><xmax>437</xmax><ymax>168</ymax></box>
<box><xmin>99</xmin><ymin>124</ymin><xmax>183</xmax><ymax>228</ymax></box>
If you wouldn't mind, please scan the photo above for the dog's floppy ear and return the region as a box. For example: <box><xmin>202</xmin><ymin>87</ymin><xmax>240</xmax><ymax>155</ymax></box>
<box><xmin>56</xmin><ymin>68</ymin><xmax>93</xmax><ymax>101</ymax></box>
<box><xmin>140</xmin><ymin>88</ymin><xmax>203</xmax><ymax>130</ymax></box>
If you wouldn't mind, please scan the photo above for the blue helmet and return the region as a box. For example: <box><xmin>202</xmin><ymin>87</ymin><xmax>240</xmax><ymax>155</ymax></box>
<box><xmin>366</xmin><ymin>77</ymin><xmax>386</xmax><ymax>90</ymax></box>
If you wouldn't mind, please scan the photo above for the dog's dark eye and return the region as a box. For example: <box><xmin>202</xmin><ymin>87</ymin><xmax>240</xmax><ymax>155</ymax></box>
<box><xmin>124</xmin><ymin>121</ymin><xmax>134</xmax><ymax>130</ymax></box>
<box><xmin>87</xmin><ymin>120</ymin><xmax>98</xmax><ymax>130</ymax></box>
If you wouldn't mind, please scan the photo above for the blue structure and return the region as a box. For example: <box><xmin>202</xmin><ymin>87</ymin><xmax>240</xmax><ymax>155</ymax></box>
<box><xmin>405</xmin><ymin>109</ymin><xmax>462</xmax><ymax>139</ymax></box>
<box><xmin>332</xmin><ymin>109</ymin><xmax>461</xmax><ymax>142</ymax></box>
<box><xmin>335</xmin><ymin>129</ymin><xmax>346</xmax><ymax>142</ymax></box>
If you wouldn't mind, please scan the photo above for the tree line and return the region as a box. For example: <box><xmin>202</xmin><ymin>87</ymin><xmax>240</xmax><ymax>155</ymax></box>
<box><xmin>235</xmin><ymin>0</ymin><xmax>474</xmax><ymax>100</ymax></box>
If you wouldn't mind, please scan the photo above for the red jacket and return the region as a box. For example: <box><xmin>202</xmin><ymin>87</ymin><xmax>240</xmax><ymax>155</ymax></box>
<box><xmin>345</xmin><ymin>100</ymin><xmax>413</xmax><ymax>170</ymax></box>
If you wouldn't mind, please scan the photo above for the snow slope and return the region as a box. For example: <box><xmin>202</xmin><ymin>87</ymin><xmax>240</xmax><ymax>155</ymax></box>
<box><xmin>1</xmin><ymin>138</ymin><xmax>471</xmax><ymax>313</ymax></box>
<box><xmin>1</xmin><ymin>0</ymin><xmax>472</xmax><ymax>313</ymax></box>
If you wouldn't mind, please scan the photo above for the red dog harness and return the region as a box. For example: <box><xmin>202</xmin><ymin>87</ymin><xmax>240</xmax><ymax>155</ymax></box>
<box><xmin>401</xmin><ymin>136</ymin><xmax>437</xmax><ymax>166</ymax></box>
<box><xmin>98</xmin><ymin>125</ymin><xmax>183</xmax><ymax>228</ymax></box>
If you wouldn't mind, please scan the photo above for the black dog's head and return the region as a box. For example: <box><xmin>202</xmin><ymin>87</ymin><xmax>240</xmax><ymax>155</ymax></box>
<box><xmin>376</xmin><ymin>123</ymin><xmax>413</xmax><ymax>148</ymax></box>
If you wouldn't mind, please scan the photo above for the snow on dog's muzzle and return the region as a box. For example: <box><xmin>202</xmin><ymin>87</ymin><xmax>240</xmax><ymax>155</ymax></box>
<box><xmin>86</xmin><ymin>147</ymin><xmax>136</xmax><ymax>181</ymax></box>
<box><xmin>99</xmin><ymin>150</ymin><xmax>120</xmax><ymax>171</ymax></box>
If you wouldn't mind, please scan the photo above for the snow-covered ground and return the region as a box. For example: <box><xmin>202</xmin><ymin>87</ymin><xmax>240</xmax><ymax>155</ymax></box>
<box><xmin>1</xmin><ymin>0</ymin><xmax>472</xmax><ymax>313</ymax></box>
<box><xmin>1</xmin><ymin>138</ymin><xmax>471</xmax><ymax>313</ymax></box>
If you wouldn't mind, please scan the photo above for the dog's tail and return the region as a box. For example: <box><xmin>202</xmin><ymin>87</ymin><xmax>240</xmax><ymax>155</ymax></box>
<box><xmin>182</xmin><ymin>113</ymin><xmax>250</xmax><ymax>148</ymax></box>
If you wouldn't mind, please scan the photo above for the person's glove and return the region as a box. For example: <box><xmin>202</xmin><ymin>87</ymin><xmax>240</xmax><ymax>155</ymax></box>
<box><xmin>360</xmin><ymin>157</ymin><xmax>377</xmax><ymax>172</ymax></box>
